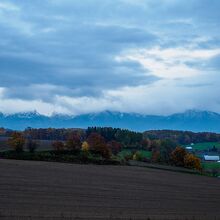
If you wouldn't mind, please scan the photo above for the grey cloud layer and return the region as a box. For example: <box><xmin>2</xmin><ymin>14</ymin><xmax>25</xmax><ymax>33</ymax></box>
<box><xmin>0</xmin><ymin>0</ymin><xmax>220</xmax><ymax>114</ymax></box>
<box><xmin>0</xmin><ymin>2</ymin><xmax>158</xmax><ymax>100</ymax></box>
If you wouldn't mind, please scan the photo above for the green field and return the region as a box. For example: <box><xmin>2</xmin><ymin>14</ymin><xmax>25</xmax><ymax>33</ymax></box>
<box><xmin>202</xmin><ymin>162</ymin><xmax>220</xmax><ymax>170</ymax></box>
<box><xmin>118</xmin><ymin>149</ymin><xmax>152</xmax><ymax>160</ymax></box>
<box><xmin>185</xmin><ymin>142</ymin><xmax>220</xmax><ymax>151</ymax></box>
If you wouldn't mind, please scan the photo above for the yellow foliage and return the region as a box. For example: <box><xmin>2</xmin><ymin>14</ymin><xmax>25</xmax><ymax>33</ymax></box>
<box><xmin>81</xmin><ymin>141</ymin><xmax>89</xmax><ymax>152</ymax></box>
<box><xmin>133</xmin><ymin>153</ymin><xmax>137</xmax><ymax>160</ymax></box>
<box><xmin>184</xmin><ymin>154</ymin><xmax>202</xmax><ymax>171</ymax></box>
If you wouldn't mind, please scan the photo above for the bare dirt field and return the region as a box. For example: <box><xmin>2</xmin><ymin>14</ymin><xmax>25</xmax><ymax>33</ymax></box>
<box><xmin>0</xmin><ymin>159</ymin><xmax>219</xmax><ymax>220</ymax></box>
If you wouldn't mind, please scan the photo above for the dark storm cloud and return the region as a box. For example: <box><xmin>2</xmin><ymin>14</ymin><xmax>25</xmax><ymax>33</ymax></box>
<box><xmin>0</xmin><ymin>0</ymin><xmax>220</xmax><ymax>115</ymax></box>
<box><xmin>0</xmin><ymin>1</ymin><xmax>158</xmax><ymax>101</ymax></box>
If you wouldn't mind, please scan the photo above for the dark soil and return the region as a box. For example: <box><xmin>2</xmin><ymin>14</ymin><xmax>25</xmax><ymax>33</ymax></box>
<box><xmin>0</xmin><ymin>159</ymin><xmax>219</xmax><ymax>220</ymax></box>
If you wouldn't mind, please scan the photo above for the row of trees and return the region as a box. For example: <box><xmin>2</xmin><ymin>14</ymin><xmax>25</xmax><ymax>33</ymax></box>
<box><xmin>52</xmin><ymin>132</ymin><xmax>122</xmax><ymax>159</ymax></box>
<box><xmin>8</xmin><ymin>131</ymin><xmax>122</xmax><ymax>159</ymax></box>
<box><xmin>4</xmin><ymin>127</ymin><xmax>220</xmax><ymax>146</ymax></box>
<box><xmin>8</xmin><ymin>132</ymin><xmax>38</xmax><ymax>153</ymax></box>
<box><xmin>22</xmin><ymin>127</ymin><xmax>143</xmax><ymax>149</ymax></box>
<box><xmin>144</xmin><ymin>130</ymin><xmax>220</xmax><ymax>144</ymax></box>
<box><xmin>24</xmin><ymin>128</ymin><xmax>84</xmax><ymax>141</ymax></box>
<box><xmin>6</xmin><ymin>128</ymin><xmax>202</xmax><ymax>170</ymax></box>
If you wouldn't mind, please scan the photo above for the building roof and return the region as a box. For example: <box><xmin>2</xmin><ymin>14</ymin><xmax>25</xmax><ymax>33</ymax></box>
<box><xmin>204</xmin><ymin>155</ymin><xmax>220</xmax><ymax>161</ymax></box>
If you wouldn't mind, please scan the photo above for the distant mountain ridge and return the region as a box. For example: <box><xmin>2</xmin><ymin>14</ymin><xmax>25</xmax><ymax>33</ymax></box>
<box><xmin>1</xmin><ymin>110</ymin><xmax>220</xmax><ymax>132</ymax></box>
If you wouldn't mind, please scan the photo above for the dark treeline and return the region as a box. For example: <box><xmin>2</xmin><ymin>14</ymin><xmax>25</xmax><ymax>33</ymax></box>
<box><xmin>1</xmin><ymin>127</ymin><xmax>220</xmax><ymax>145</ymax></box>
<box><xmin>24</xmin><ymin>128</ymin><xmax>85</xmax><ymax>141</ymax></box>
<box><xmin>86</xmin><ymin>127</ymin><xmax>142</xmax><ymax>148</ymax></box>
<box><xmin>144</xmin><ymin>130</ymin><xmax>220</xmax><ymax>144</ymax></box>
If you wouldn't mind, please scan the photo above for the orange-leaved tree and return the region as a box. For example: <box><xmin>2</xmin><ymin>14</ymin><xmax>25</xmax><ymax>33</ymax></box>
<box><xmin>170</xmin><ymin>147</ymin><xmax>188</xmax><ymax>167</ymax></box>
<box><xmin>184</xmin><ymin>154</ymin><xmax>202</xmax><ymax>171</ymax></box>
<box><xmin>87</xmin><ymin>133</ymin><xmax>111</xmax><ymax>159</ymax></box>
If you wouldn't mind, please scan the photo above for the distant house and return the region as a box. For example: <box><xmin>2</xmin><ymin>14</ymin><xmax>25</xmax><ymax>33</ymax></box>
<box><xmin>204</xmin><ymin>155</ymin><xmax>220</xmax><ymax>162</ymax></box>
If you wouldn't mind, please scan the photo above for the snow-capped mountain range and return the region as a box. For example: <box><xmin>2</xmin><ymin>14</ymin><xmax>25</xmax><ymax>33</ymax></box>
<box><xmin>1</xmin><ymin>110</ymin><xmax>220</xmax><ymax>132</ymax></box>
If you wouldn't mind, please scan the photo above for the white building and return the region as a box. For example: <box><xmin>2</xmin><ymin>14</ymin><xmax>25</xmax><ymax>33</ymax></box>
<box><xmin>204</xmin><ymin>155</ymin><xmax>220</xmax><ymax>161</ymax></box>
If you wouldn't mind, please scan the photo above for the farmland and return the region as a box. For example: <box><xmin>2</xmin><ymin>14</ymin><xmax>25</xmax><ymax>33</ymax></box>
<box><xmin>183</xmin><ymin>142</ymin><xmax>220</xmax><ymax>175</ymax></box>
<box><xmin>202</xmin><ymin>162</ymin><xmax>220</xmax><ymax>170</ymax></box>
<box><xmin>185</xmin><ymin>142</ymin><xmax>220</xmax><ymax>151</ymax></box>
<box><xmin>0</xmin><ymin>159</ymin><xmax>219</xmax><ymax>220</ymax></box>
<box><xmin>1</xmin><ymin>128</ymin><xmax>220</xmax><ymax>177</ymax></box>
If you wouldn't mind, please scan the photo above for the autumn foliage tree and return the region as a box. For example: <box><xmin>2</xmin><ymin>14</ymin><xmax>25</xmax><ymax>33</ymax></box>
<box><xmin>87</xmin><ymin>133</ymin><xmax>111</xmax><ymax>159</ymax></box>
<box><xmin>170</xmin><ymin>147</ymin><xmax>202</xmax><ymax>171</ymax></box>
<box><xmin>170</xmin><ymin>147</ymin><xmax>188</xmax><ymax>167</ymax></box>
<box><xmin>184</xmin><ymin>154</ymin><xmax>202</xmax><ymax>171</ymax></box>
<box><xmin>66</xmin><ymin>132</ymin><xmax>82</xmax><ymax>151</ymax></box>
<box><xmin>8</xmin><ymin>132</ymin><xmax>25</xmax><ymax>153</ymax></box>
<box><xmin>81</xmin><ymin>141</ymin><xmax>89</xmax><ymax>152</ymax></box>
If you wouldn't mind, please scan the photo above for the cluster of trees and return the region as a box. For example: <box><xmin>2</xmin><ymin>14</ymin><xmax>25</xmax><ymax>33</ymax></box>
<box><xmin>5</xmin><ymin>127</ymin><xmax>202</xmax><ymax>170</ymax></box>
<box><xmin>86</xmin><ymin>127</ymin><xmax>142</xmax><ymax>148</ymax></box>
<box><xmin>170</xmin><ymin>147</ymin><xmax>201</xmax><ymax>170</ymax></box>
<box><xmin>22</xmin><ymin>127</ymin><xmax>142</xmax><ymax>148</ymax></box>
<box><xmin>52</xmin><ymin>131</ymin><xmax>122</xmax><ymax>159</ymax></box>
<box><xmin>7</xmin><ymin>132</ymin><xmax>38</xmax><ymax>153</ymax></box>
<box><xmin>7</xmin><ymin>130</ymin><xmax>121</xmax><ymax>159</ymax></box>
<box><xmin>123</xmin><ymin>144</ymin><xmax>201</xmax><ymax>171</ymax></box>
<box><xmin>138</xmin><ymin>138</ymin><xmax>178</xmax><ymax>163</ymax></box>
<box><xmin>5</xmin><ymin>127</ymin><xmax>220</xmax><ymax>146</ymax></box>
<box><xmin>143</xmin><ymin>130</ymin><xmax>220</xmax><ymax>145</ymax></box>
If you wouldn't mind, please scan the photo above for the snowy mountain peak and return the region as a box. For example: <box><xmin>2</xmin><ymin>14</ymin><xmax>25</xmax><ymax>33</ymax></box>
<box><xmin>8</xmin><ymin>111</ymin><xmax>42</xmax><ymax>119</ymax></box>
<box><xmin>1</xmin><ymin>109</ymin><xmax>220</xmax><ymax>132</ymax></box>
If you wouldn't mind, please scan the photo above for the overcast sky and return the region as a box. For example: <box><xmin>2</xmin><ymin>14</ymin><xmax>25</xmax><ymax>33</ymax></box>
<box><xmin>0</xmin><ymin>0</ymin><xmax>220</xmax><ymax>116</ymax></box>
